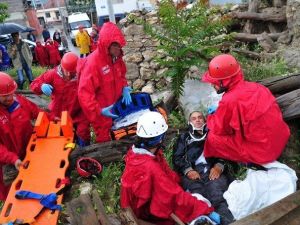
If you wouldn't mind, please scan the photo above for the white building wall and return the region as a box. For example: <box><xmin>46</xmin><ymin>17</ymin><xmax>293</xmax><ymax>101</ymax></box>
<box><xmin>95</xmin><ymin>0</ymin><xmax>154</xmax><ymax>17</ymax></box>
<box><xmin>37</xmin><ymin>8</ymin><xmax>61</xmax><ymax>23</ymax></box>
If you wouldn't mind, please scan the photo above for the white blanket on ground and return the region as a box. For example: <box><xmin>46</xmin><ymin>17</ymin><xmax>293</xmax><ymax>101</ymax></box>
<box><xmin>223</xmin><ymin>161</ymin><xmax>298</xmax><ymax>220</ymax></box>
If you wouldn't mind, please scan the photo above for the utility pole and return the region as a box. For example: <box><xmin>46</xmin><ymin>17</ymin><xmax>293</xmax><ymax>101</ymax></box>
<box><xmin>106</xmin><ymin>0</ymin><xmax>116</xmax><ymax>23</ymax></box>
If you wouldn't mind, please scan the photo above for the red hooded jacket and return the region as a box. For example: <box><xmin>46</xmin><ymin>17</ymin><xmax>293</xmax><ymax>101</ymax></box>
<box><xmin>34</xmin><ymin>41</ymin><xmax>49</xmax><ymax>67</ymax></box>
<box><xmin>121</xmin><ymin>147</ymin><xmax>214</xmax><ymax>225</ymax></box>
<box><xmin>30</xmin><ymin>67</ymin><xmax>90</xmax><ymax>141</ymax></box>
<box><xmin>45</xmin><ymin>40</ymin><xmax>61</xmax><ymax>66</ymax></box>
<box><xmin>0</xmin><ymin>95</ymin><xmax>40</xmax><ymax>200</ymax></box>
<box><xmin>204</xmin><ymin>72</ymin><xmax>290</xmax><ymax>164</ymax></box>
<box><xmin>78</xmin><ymin>22</ymin><xmax>127</xmax><ymax>142</ymax></box>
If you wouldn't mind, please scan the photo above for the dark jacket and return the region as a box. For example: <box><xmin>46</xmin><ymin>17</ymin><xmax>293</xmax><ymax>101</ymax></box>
<box><xmin>173</xmin><ymin>131</ymin><xmax>224</xmax><ymax>175</ymax></box>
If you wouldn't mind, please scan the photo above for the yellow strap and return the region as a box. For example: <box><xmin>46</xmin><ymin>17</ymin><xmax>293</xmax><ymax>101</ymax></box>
<box><xmin>65</xmin><ymin>143</ymin><xmax>76</xmax><ymax>149</ymax></box>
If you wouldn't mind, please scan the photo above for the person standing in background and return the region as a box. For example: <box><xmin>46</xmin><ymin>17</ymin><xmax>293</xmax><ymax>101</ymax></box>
<box><xmin>75</xmin><ymin>25</ymin><xmax>90</xmax><ymax>58</ymax></box>
<box><xmin>7</xmin><ymin>32</ymin><xmax>33</xmax><ymax>89</ymax></box>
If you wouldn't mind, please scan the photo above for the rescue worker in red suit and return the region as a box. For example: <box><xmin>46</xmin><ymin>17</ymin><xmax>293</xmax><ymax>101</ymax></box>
<box><xmin>201</xmin><ymin>54</ymin><xmax>290</xmax><ymax>165</ymax></box>
<box><xmin>45</xmin><ymin>39</ymin><xmax>61</xmax><ymax>67</ymax></box>
<box><xmin>121</xmin><ymin>111</ymin><xmax>221</xmax><ymax>225</ymax></box>
<box><xmin>78</xmin><ymin>22</ymin><xmax>132</xmax><ymax>143</ymax></box>
<box><xmin>30</xmin><ymin>52</ymin><xmax>90</xmax><ymax>146</ymax></box>
<box><xmin>34</xmin><ymin>41</ymin><xmax>49</xmax><ymax>67</ymax></box>
<box><xmin>0</xmin><ymin>72</ymin><xmax>40</xmax><ymax>200</ymax></box>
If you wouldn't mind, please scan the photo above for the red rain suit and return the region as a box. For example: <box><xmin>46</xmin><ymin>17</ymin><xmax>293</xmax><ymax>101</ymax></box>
<box><xmin>45</xmin><ymin>40</ymin><xmax>61</xmax><ymax>67</ymax></box>
<box><xmin>78</xmin><ymin>22</ymin><xmax>128</xmax><ymax>143</ymax></box>
<box><xmin>30</xmin><ymin>66</ymin><xmax>90</xmax><ymax>141</ymax></box>
<box><xmin>121</xmin><ymin>147</ymin><xmax>214</xmax><ymax>225</ymax></box>
<box><xmin>34</xmin><ymin>41</ymin><xmax>49</xmax><ymax>67</ymax></box>
<box><xmin>0</xmin><ymin>95</ymin><xmax>40</xmax><ymax>200</ymax></box>
<box><xmin>204</xmin><ymin>72</ymin><xmax>290</xmax><ymax>164</ymax></box>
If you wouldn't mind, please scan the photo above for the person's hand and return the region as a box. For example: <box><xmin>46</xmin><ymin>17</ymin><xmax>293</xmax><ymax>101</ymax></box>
<box><xmin>41</xmin><ymin>83</ymin><xmax>53</xmax><ymax>96</ymax></box>
<box><xmin>209</xmin><ymin>165</ymin><xmax>222</xmax><ymax>180</ymax></box>
<box><xmin>187</xmin><ymin>170</ymin><xmax>200</xmax><ymax>180</ymax></box>
<box><xmin>14</xmin><ymin>159</ymin><xmax>23</xmax><ymax>170</ymax></box>
<box><xmin>122</xmin><ymin>86</ymin><xmax>132</xmax><ymax>106</ymax></box>
<box><xmin>208</xmin><ymin>211</ymin><xmax>221</xmax><ymax>224</ymax></box>
<box><xmin>207</xmin><ymin>105</ymin><xmax>218</xmax><ymax>114</ymax></box>
<box><xmin>53</xmin><ymin>117</ymin><xmax>61</xmax><ymax>122</ymax></box>
<box><xmin>101</xmin><ymin>104</ymin><xmax>119</xmax><ymax>119</ymax></box>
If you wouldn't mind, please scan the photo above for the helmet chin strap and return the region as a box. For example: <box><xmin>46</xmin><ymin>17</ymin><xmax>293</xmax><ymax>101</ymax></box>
<box><xmin>217</xmin><ymin>80</ymin><xmax>227</xmax><ymax>94</ymax></box>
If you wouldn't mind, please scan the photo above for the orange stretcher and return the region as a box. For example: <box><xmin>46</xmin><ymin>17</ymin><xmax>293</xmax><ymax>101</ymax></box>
<box><xmin>0</xmin><ymin>111</ymin><xmax>75</xmax><ymax>225</ymax></box>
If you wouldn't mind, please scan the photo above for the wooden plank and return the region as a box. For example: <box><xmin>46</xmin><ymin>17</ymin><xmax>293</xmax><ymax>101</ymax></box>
<box><xmin>231</xmin><ymin>191</ymin><xmax>300</xmax><ymax>225</ymax></box>
<box><xmin>258</xmin><ymin>73</ymin><xmax>300</xmax><ymax>95</ymax></box>
<box><xmin>66</xmin><ymin>194</ymin><xmax>99</xmax><ymax>225</ymax></box>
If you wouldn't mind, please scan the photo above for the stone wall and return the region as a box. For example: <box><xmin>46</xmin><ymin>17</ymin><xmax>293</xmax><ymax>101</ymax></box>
<box><xmin>120</xmin><ymin>10</ymin><xmax>170</xmax><ymax>94</ymax></box>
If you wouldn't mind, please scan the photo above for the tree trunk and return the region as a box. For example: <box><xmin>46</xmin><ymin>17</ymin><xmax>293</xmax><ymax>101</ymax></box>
<box><xmin>243</xmin><ymin>0</ymin><xmax>260</xmax><ymax>33</ymax></box>
<box><xmin>69</xmin><ymin>128</ymin><xmax>181</xmax><ymax>166</ymax></box>
<box><xmin>276</xmin><ymin>89</ymin><xmax>300</xmax><ymax>120</ymax></box>
<box><xmin>232</xmin><ymin>32</ymin><xmax>283</xmax><ymax>42</ymax></box>
<box><xmin>258</xmin><ymin>73</ymin><xmax>300</xmax><ymax>95</ymax></box>
<box><xmin>233</xmin><ymin>10</ymin><xmax>286</xmax><ymax>23</ymax></box>
<box><xmin>231</xmin><ymin>48</ymin><xmax>261</xmax><ymax>59</ymax></box>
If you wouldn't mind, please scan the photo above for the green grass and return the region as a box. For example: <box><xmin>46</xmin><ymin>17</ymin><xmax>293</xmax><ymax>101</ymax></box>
<box><xmin>168</xmin><ymin>110</ymin><xmax>187</xmax><ymax>129</ymax></box>
<box><xmin>5</xmin><ymin>66</ymin><xmax>47</xmax><ymax>90</ymax></box>
<box><xmin>233</xmin><ymin>54</ymin><xmax>298</xmax><ymax>81</ymax></box>
<box><xmin>92</xmin><ymin>162</ymin><xmax>124</xmax><ymax>214</ymax></box>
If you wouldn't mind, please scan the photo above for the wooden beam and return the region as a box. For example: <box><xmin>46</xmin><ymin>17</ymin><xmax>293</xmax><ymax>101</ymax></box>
<box><xmin>232</xmin><ymin>10</ymin><xmax>286</xmax><ymax>23</ymax></box>
<box><xmin>231</xmin><ymin>48</ymin><xmax>261</xmax><ymax>59</ymax></box>
<box><xmin>258</xmin><ymin>73</ymin><xmax>300</xmax><ymax>95</ymax></box>
<box><xmin>276</xmin><ymin>89</ymin><xmax>300</xmax><ymax>121</ymax></box>
<box><xmin>231</xmin><ymin>191</ymin><xmax>300</xmax><ymax>225</ymax></box>
<box><xmin>243</xmin><ymin>0</ymin><xmax>260</xmax><ymax>33</ymax></box>
<box><xmin>232</xmin><ymin>32</ymin><xmax>283</xmax><ymax>42</ymax></box>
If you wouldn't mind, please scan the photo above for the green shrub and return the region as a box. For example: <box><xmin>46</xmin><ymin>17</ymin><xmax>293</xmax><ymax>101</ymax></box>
<box><xmin>233</xmin><ymin>54</ymin><xmax>298</xmax><ymax>81</ymax></box>
<box><xmin>130</xmin><ymin>0</ymin><xmax>231</xmax><ymax>98</ymax></box>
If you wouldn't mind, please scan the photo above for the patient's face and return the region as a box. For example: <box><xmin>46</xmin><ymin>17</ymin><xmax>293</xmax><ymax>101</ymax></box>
<box><xmin>189</xmin><ymin>112</ymin><xmax>205</xmax><ymax>129</ymax></box>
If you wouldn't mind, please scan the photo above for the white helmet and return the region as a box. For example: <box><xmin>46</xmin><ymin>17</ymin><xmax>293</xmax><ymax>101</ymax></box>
<box><xmin>136</xmin><ymin>111</ymin><xmax>168</xmax><ymax>138</ymax></box>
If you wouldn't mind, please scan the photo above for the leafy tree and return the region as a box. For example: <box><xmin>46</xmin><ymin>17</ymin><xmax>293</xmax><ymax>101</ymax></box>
<box><xmin>130</xmin><ymin>0</ymin><xmax>231</xmax><ymax>98</ymax></box>
<box><xmin>0</xmin><ymin>3</ymin><xmax>9</xmax><ymax>23</ymax></box>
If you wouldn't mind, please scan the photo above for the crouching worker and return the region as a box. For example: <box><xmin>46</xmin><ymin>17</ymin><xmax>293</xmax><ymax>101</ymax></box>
<box><xmin>121</xmin><ymin>111</ymin><xmax>220</xmax><ymax>225</ymax></box>
<box><xmin>0</xmin><ymin>72</ymin><xmax>41</xmax><ymax>200</ymax></box>
<box><xmin>173</xmin><ymin>111</ymin><xmax>233</xmax><ymax>225</ymax></box>
<box><xmin>30</xmin><ymin>52</ymin><xmax>90</xmax><ymax>147</ymax></box>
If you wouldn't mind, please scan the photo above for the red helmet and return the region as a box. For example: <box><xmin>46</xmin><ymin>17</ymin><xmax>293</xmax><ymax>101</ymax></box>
<box><xmin>0</xmin><ymin>72</ymin><xmax>17</xmax><ymax>96</ymax></box>
<box><xmin>61</xmin><ymin>52</ymin><xmax>78</xmax><ymax>73</ymax></box>
<box><xmin>76</xmin><ymin>157</ymin><xmax>102</xmax><ymax>178</ymax></box>
<box><xmin>202</xmin><ymin>54</ymin><xmax>241</xmax><ymax>83</ymax></box>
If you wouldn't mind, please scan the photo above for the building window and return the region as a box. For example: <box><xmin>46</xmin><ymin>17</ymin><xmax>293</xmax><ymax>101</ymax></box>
<box><xmin>112</xmin><ymin>0</ymin><xmax>123</xmax><ymax>4</ymax></box>
<box><xmin>55</xmin><ymin>11</ymin><xmax>60</xmax><ymax>19</ymax></box>
<box><xmin>45</xmin><ymin>12</ymin><xmax>51</xmax><ymax>18</ymax></box>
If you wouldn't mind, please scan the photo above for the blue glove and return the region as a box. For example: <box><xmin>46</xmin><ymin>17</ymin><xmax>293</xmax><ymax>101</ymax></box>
<box><xmin>209</xmin><ymin>211</ymin><xmax>221</xmax><ymax>224</ymax></box>
<box><xmin>122</xmin><ymin>86</ymin><xmax>132</xmax><ymax>106</ymax></box>
<box><xmin>101</xmin><ymin>104</ymin><xmax>119</xmax><ymax>119</ymax></box>
<box><xmin>41</xmin><ymin>83</ymin><xmax>53</xmax><ymax>96</ymax></box>
<box><xmin>207</xmin><ymin>105</ymin><xmax>218</xmax><ymax>115</ymax></box>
